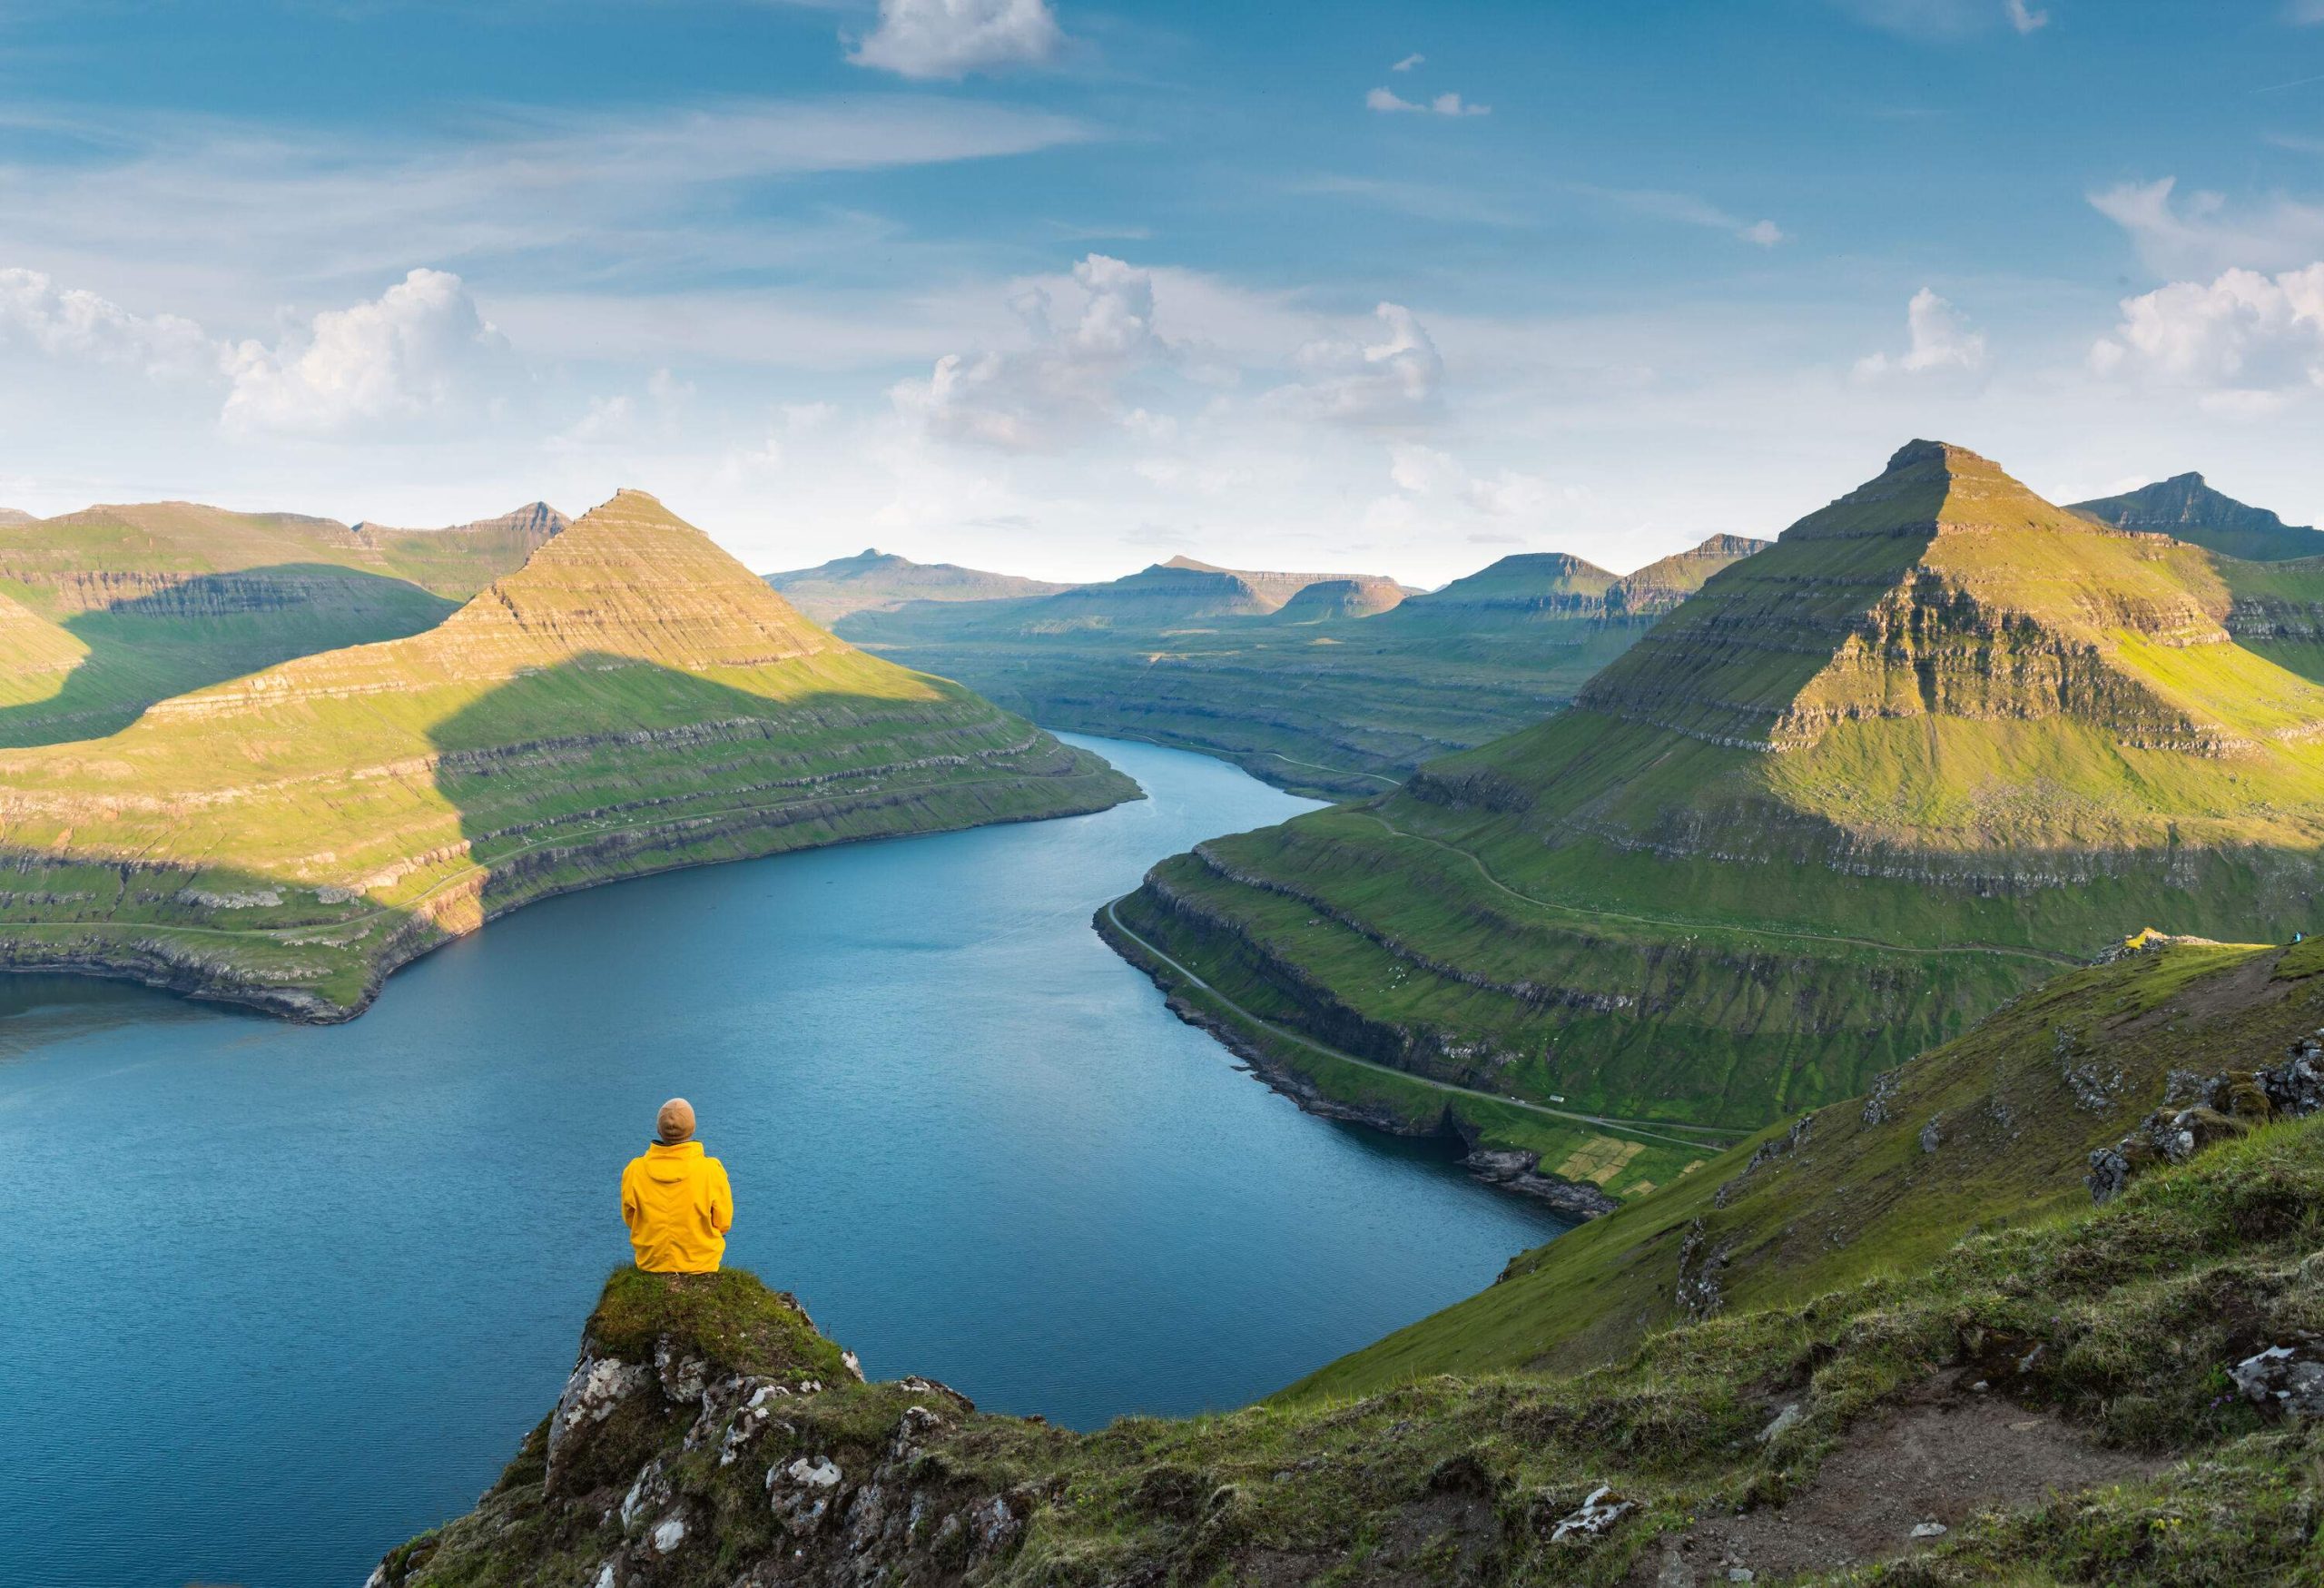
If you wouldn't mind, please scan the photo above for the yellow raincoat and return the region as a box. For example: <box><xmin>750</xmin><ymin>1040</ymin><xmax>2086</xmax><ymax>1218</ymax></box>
<box><xmin>620</xmin><ymin>1140</ymin><xmax>734</xmax><ymax>1273</ymax></box>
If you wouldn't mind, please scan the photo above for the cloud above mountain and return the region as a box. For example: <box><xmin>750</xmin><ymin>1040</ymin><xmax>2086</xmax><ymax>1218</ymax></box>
<box><xmin>891</xmin><ymin>253</ymin><xmax>1167</xmax><ymax>449</ymax></box>
<box><xmin>0</xmin><ymin>269</ymin><xmax>212</xmax><ymax>378</ymax></box>
<box><xmin>1274</xmin><ymin>304</ymin><xmax>1445</xmax><ymax>427</ymax></box>
<box><xmin>1854</xmin><ymin>288</ymin><xmax>1988</xmax><ymax>378</ymax></box>
<box><xmin>222</xmin><ymin>269</ymin><xmax>523</xmax><ymax>438</ymax></box>
<box><xmin>2091</xmin><ymin>264</ymin><xmax>2324</xmax><ymax>412</ymax></box>
<box><xmin>849</xmin><ymin>0</ymin><xmax>1067</xmax><ymax>79</ymax></box>
<box><xmin>2092</xmin><ymin>177</ymin><xmax>2324</xmax><ymax>279</ymax></box>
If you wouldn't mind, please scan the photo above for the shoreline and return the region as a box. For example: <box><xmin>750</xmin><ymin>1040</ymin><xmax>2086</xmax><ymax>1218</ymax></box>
<box><xmin>1093</xmin><ymin>898</ymin><xmax>1620</xmax><ymax>1220</ymax></box>
<box><xmin>0</xmin><ymin>762</ymin><xmax>1138</xmax><ymax>1025</ymax></box>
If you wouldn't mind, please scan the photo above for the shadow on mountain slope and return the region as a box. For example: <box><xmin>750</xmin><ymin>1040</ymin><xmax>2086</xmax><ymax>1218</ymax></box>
<box><xmin>0</xmin><ymin>563</ymin><xmax>458</xmax><ymax>747</ymax></box>
<box><xmin>418</xmin><ymin>649</ymin><xmax>1131</xmax><ymax>948</ymax></box>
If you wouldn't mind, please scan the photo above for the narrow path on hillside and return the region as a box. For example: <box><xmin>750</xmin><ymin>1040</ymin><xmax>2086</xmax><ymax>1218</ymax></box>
<box><xmin>1352</xmin><ymin>812</ymin><xmax>2082</xmax><ymax>968</ymax></box>
<box><xmin>1103</xmin><ymin>897</ymin><xmax>1745</xmax><ymax>1152</ymax></box>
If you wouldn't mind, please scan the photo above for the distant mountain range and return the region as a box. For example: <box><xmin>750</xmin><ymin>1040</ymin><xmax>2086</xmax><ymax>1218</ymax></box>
<box><xmin>1112</xmin><ymin>440</ymin><xmax>2324</xmax><ymax>1191</ymax></box>
<box><xmin>765</xmin><ymin>547</ymin><xmax>1070</xmax><ymax>624</ymax></box>
<box><xmin>840</xmin><ymin>535</ymin><xmax>1767</xmax><ymax>796</ymax></box>
<box><xmin>0</xmin><ymin>492</ymin><xmax>1133</xmax><ymax>1019</ymax></box>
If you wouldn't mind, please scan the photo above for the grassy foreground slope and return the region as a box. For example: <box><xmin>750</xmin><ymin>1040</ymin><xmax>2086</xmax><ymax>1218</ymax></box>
<box><xmin>380</xmin><ymin>944</ymin><xmax>2324</xmax><ymax>1585</ymax></box>
<box><xmin>0</xmin><ymin>491</ymin><xmax>1135</xmax><ymax>1020</ymax></box>
<box><xmin>847</xmin><ymin>538</ymin><xmax>1763</xmax><ymax>798</ymax></box>
<box><xmin>1117</xmin><ymin>441</ymin><xmax>2324</xmax><ymax>1149</ymax></box>
<box><xmin>1289</xmin><ymin>935</ymin><xmax>2321</xmax><ymax>1398</ymax></box>
<box><xmin>0</xmin><ymin>499</ymin><xmax>562</xmax><ymax>745</ymax></box>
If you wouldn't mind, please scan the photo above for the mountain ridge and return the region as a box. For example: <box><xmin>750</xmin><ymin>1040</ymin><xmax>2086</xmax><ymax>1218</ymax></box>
<box><xmin>764</xmin><ymin>547</ymin><xmax>1071</xmax><ymax>624</ymax></box>
<box><xmin>2073</xmin><ymin>470</ymin><xmax>2324</xmax><ymax>563</ymax></box>
<box><xmin>841</xmin><ymin>535</ymin><xmax>1768</xmax><ymax>795</ymax></box>
<box><xmin>1110</xmin><ymin>439</ymin><xmax>2324</xmax><ymax>1179</ymax></box>
<box><xmin>0</xmin><ymin>490</ymin><xmax>1136</xmax><ymax>1020</ymax></box>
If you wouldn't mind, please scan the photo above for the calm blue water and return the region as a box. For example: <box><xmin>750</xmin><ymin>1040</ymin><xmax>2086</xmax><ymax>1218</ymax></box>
<box><xmin>0</xmin><ymin>735</ymin><xmax>1565</xmax><ymax>1588</ymax></box>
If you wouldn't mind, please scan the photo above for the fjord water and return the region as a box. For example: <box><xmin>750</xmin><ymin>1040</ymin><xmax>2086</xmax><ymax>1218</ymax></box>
<box><xmin>0</xmin><ymin>735</ymin><xmax>1565</xmax><ymax>1588</ymax></box>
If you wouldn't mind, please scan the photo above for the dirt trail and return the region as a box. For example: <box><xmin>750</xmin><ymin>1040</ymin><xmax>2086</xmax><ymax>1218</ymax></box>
<box><xmin>1628</xmin><ymin>1396</ymin><xmax>2162</xmax><ymax>1585</ymax></box>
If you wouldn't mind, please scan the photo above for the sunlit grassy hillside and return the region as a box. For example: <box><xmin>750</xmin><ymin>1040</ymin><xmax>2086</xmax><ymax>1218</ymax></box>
<box><xmin>0</xmin><ymin>499</ymin><xmax>561</xmax><ymax>745</ymax></box>
<box><xmin>1117</xmin><ymin>442</ymin><xmax>2324</xmax><ymax>1150</ymax></box>
<box><xmin>0</xmin><ymin>491</ymin><xmax>1135</xmax><ymax>1018</ymax></box>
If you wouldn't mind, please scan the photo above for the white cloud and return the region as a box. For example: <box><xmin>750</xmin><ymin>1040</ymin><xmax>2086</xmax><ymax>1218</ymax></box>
<box><xmin>1853</xmin><ymin>287</ymin><xmax>1988</xmax><ymax>378</ymax></box>
<box><xmin>2090</xmin><ymin>264</ymin><xmax>2324</xmax><ymax>410</ymax></box>
<box><xmin>1569</xmin><ymin>183</ymin><xmax>1783</xmax><ymax>246</ymax></box>
<box><xmin>0</xmin><ymin>101</ymin><xmax>1095</xmax><ymax>329</ymax></box>
<box><xmin>222</xmin><ymin>269</ymin><xmax>521</xmax><ymax>437</ymax></box>
<box><xmin>1365</xmin><ymin>87</ymin><xmax>1491</xmax><ymax>116</ymax></box>
<box><xmin>1391</xmin><ymin>53</ymin><xmax>1425</xmax><ymax>72</ymax></box>
<box><xmin>2004</xmin><ymin>0</ymin><xmax>2049</xmax><ymax>33</ymax></box>
<box><xmin>2091</xmin><ymin>176</ymin><xmax>2324</xmax><ymax>279</ymax></box>
<box><xmin>0</xmin><ymin>267</ymin><xmax>213</xmax><ymax>377</ymax></box>
<box><xmin>2290</xmin><ymin>0</ymin><xmax>2324</xmax><ymax>22</ymax></box>
<box><xmin>849</xmin><ymin>0</ymin><xmax>1066</xmax><ymax>80</ymax></box>
<box><xmin>1385</xmin><ymin>443</ymin><xmax>1557</xmax><ymax>518</ymax></box>
<box><xmin>1274</xmin><ymin>303</ymin><xmax>1444</xmax><ymax>427</ymax></box>
<box><xmin>891</xmin><ymin>252</ymin><xmax>1167</xmax><ymax>450</ymax></box>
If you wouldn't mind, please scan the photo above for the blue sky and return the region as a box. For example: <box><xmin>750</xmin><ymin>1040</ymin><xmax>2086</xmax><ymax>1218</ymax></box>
<box><xmin>2</xmin><ymin>0</ymin><xmax>2322</xmax><ymax>582</ymax></box>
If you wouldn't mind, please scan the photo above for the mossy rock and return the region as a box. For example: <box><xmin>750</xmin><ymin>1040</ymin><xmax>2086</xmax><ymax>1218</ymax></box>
<box><xmin>586</xmin><ymin>1266</ymin><xmax>850</xmax><ymax>1383</ymax></box>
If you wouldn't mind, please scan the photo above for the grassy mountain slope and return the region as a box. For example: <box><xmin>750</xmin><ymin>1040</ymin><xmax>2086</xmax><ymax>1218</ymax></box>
<box><xmin>0</xmin><ymin>500</ymin><xmax>560</xmax><ymax>745</ymax></box>
<box><xmin>0</xmin><ymin>491</ymin><xmax>1135</xmax><ymax>1020</ymax></box>
<box><xmin>2073</xmin><ymin>471</ymin><xmax>2323</xmax><ymax>562</ymax></box>
<box><xmin>1289</xmin><ymin>935</ymin><xmax>2322</xmax><ymax>1399</ymax></box>
<box><xmin>846</xmin><ymin>537</ymin><xmax>1765</xmax><ymax>798</ymax></box>
<box><xmin>764</xmin><ymin>548</ymin><xmax>1072</xmax><ymax>625</ymax></box>
<box><xmin>379</xmin><ymin>958</ymin><xmax>2324</xmax><ymax>1586</ymax></box>
<box><xmin>1114</xmin><ymin>441</ymin><xmax>2324</xmax><ymax>1161</ymax></box>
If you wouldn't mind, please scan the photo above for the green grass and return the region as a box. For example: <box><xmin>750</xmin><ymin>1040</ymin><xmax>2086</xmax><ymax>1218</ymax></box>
<box><xmin>0</xmin><ymin>492</ymin><xmax>1137</xmax><ymax>1018</ymax></box>
<box><xmin>1112</xmin><ymin>443</ymin><xmax>2324</xmax><ymax>1150</ymax></box>
<box><xmin>839</xmin><ymin>537</ymin><xmax>1763</xmax><ymax>798</ymax></box>
<box><xmin>0</xmin><ymin>502</ymin><xmax>556</xmax><ymax>745</ymax></box>
<box><xmin>383</xmin><ymin>1031</ymin><xmax>2324</xmax><ymax>1586</ymax></box>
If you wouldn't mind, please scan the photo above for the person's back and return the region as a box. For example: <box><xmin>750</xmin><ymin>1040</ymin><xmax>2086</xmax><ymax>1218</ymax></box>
<box><xmin>621</xmin><ymin>1098</ymin><xmax>734</xmax><ymax>1273</ymax></box>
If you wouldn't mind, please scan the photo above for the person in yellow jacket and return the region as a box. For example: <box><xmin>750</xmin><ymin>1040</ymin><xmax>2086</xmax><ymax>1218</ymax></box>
<box><xmin>620</xmin><ymin>1098</ymin><xmax>734</xmax><ymax>1273</ymax></box>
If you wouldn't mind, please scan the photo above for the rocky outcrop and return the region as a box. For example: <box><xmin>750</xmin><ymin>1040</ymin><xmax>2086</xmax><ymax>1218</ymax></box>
<box><xmin>2088</xmin><ymin>1035</ymin><xmax>2324</xmax><ymax>1203</ymax></box>
<box><xmin>372</xmin><ymin>1270</ymin><xmax>1039</xmax><ymax>1588</ymax></box>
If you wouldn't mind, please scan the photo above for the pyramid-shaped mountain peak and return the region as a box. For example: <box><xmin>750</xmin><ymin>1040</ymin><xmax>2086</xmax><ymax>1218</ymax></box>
<box><xmin>1581</xmin><ymin>441</ymin><xmax>2324</xmax><ymax>755</ymax></box>
<box><xmin>442</xmin><ymin>490</ymin><xmax>832</xmax><ymax>670</ymax></box>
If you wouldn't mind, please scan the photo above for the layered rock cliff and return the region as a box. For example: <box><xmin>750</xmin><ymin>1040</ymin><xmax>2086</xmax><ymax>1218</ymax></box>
<box><xmin>1110</xmin><ymin>441</ymin><xmax>2324</xmax><ymax>1152</ymax></box>
<box><xmin>0</xmin><ymin>491</ymin><xmax>1136</xmax><ymax>1020</ymax></box>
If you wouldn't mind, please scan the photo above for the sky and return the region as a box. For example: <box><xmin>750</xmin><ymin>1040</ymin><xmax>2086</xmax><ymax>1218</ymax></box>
<box><xmin>2</xmin><ymin>0</ymin><xmax>2323</xmax><ymax>585</ymax></box>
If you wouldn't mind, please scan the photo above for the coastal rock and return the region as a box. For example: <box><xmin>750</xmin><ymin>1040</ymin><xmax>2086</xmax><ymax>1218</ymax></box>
<box><xmin>545</xmin><ymin>1350</ymin><xmax>653</xmax><ymax>1495</ymax></box>
<box><xmin>655</xmin><ymin>1337</ymin><xmax>710</xmax><ymax>1404</ymax></box>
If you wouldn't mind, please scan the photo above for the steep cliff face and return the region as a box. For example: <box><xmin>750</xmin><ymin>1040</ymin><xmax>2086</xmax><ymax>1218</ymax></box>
<box><xmin>1112</xmin><ymin>442</ymin><xmax>2324</xmax><ymax>1144</ymax></box>
<box><xmin>0</xmin><ymin>491</ymin><xmax>1136</xmax><ymax>1020</ymax></box>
